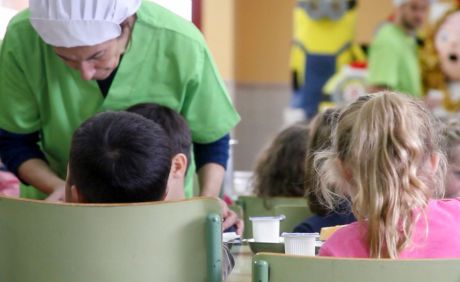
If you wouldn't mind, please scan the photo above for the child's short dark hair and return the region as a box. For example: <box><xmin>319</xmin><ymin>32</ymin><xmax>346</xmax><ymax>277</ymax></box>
<box><xmin>68</xmin><ymin>111</ymin><xmax>172</xmax><ymax>203</ymax></box>
<box><xmin>127</xmin><ymin>103</ymin><xmax>192</xmax><ymax>161</ymax></box>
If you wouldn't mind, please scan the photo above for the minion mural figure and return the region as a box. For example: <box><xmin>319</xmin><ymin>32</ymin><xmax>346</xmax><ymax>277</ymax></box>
<box><xmin>290</xmin><ymin>0</ymin><xmax>364</xmax><ymax>119</ymax></box>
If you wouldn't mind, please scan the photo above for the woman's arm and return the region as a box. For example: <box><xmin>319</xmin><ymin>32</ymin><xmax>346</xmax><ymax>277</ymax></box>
<box><xmin>0</xmin><ymin>129</ymin><xmax>64</xmax><ymax>195</ymax></box>
<box><xmin>18</xmin><ymin>159</ymin><xmax>65</xmax><ymax>195</ymax></box>
<box><xmin>194</xmin><ymin>134</ymin><xmax>229</xmax><ymax>197</ymax></box>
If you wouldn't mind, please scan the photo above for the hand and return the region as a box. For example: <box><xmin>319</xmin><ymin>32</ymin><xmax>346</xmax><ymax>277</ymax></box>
<box><xmin>218</xmin><ymin>198</ymin><xmax>244</xmax><ymax>236</ymax></box>
<box><xmin>45</xmin><ymin>185</ymin><xmax>66</xmax><ymax>202</ymax></box>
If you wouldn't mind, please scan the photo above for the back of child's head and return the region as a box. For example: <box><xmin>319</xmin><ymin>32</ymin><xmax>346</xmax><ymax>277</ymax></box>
<box><xmin>127</xmin><ymin>103</ymin><xmax>192</xmax><ymax>161</ymax></box>
<box><xmin>318</xmin><ymin>92</ymin><xmax>446</xmax><ymax>258</ymax></box>
<box><xmin>253</xmin><ymin>122</ymin><xmax>309</xmax><ymax>197</ymax></box>
<box><xmin>304</xmin><ymin>109</ymin><xmax>340</xmax><ymax>216</ymax></box>
<box><xmin>68</xmin><ymin>111</ymin><xmax>172</xmax><ymax>203</ymax></box>
<box><xmin>442</xmin><ymin>114</ymin><xmax>460</xmax><ymax>198</ymax></box>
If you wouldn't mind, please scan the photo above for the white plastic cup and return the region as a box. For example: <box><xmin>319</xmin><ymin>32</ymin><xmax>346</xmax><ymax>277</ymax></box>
<box><xmin>249</xmin><ymin>215</ymin><xmax>285</xmax><ymax>243</ymax></box>
<box><xmin>282</xmin><ymin>233</ymin><xmax>319</xmax><ymax>256</ymax></box>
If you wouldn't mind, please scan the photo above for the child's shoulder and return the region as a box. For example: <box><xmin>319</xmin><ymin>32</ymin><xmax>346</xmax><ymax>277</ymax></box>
<box><xmin>319</xmin><ymin>222</ymin><xmax>369</xmax><ymax>257</ymax></box>
<box><xmin>327</xmin><ymin>221</ymin><xmax>365</xmax><ymax>241</ymax></box>
<box><xmin>428</xmin><ymin>197</ymin><xmax>460</xmax><ymax>217</ymax></box>
<box><xmin>430</xmin><ymin>197</ymin><xmax>460</xmax><ymax>210</ymax></box>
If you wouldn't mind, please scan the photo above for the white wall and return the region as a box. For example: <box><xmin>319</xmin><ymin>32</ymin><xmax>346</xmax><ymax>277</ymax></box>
<box><xmin>150</xmin><ymin>0</ymin><xmax>192</xmax><ymax>21</ymax></box>
<box><xmin>0</xmin><ymin>1</ymin><xmax>192</xmax><ymax>40</ymax></box>
<box><xmin>0</xmin><ymin>7</ymin><xmax>17</xmax><ymax>39</ymax></box>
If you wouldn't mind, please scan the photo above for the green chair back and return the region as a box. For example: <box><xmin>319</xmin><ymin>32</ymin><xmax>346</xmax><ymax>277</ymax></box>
<box><xmin>236</xmin><ymin>196</ymin><xmax>307</xmax><ymax>238</ymax></box>
<box><xmin>273</xmin><ymin>204</ymin><xmax>312</xmax><ymax>234</ymax></box>
<box><xmin>0</xmin><ymin>196</ymin><xmax>222</xmax><ymax>282</ymax></box>
<box><xmin>253</xmin><ymin>253</ymin><xmax>460</xmax><ymax>282</ymax></box>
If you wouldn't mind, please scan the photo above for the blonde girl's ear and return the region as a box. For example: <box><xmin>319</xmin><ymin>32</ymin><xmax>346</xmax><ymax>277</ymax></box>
<box><xmin>336</xmin><ymin>158</ymin><xmax>353</xmax><ymax>183</ymax></box>
<box><xmin>430</xmin><ymin>153</ymin><xmax>440</xmax><ymax>175</ymax></box>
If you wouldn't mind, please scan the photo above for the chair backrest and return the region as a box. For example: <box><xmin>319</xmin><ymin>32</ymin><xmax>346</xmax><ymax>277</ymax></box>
<box><xmin>236</xmin><ymin>196</ymin><xmax>307</xmax><ymax>238</ymax></box>
<box><xmin>0</xmin><ymin>196</ymin><xmax>222</xmax><ymax>282</ymax></box>
<box><xmin>273</xmin><ymin>204</ymin><xmax>312</xmax><ymax>234</ymax></box>
<box><xmin>253</xmin><ymin>253</ymin><xmax>460</xmax><ymax>282</ymax></box>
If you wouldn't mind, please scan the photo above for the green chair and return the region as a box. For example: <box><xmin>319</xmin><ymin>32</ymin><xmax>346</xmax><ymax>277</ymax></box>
<box><xmin>235</xmin><ymin>196</ymin><xmax>308</xmax><ymax>238</ymax></box>
<box><xmin>273</xmin><ymin>204</ymin><xmax>312</xmax><ymax>234</ymax></box>
<box><xmin>253</xmin><ymin>253</ymin><xmax>460</xmax><ymax>282</ymax></box>
<box><xmin>0</xmin><ymin>196</ymin><xmax>222</xmax><ymax>282</ymax></box>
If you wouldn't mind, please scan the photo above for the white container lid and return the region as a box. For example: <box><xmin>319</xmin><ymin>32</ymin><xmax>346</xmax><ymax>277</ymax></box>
<box><xmin>282</xmin><ymin>232</ymin><xmax>319</xmax><ymax>238</ymax></box>
<box><xmin>249</xmin><ymin>215</ymin><xmax>286</xmax><ymax>221</ymax></box>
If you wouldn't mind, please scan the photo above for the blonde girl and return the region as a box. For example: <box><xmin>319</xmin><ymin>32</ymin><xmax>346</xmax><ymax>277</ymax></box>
<box><xmin>293</xmin><ymin>109</ymin><xmax>356</xmax><ymax>233</ymax></box>
<box><xmin>318</xmin><ymin>92</ymin><xmax>460</xmax><ymax>259</ymax></box>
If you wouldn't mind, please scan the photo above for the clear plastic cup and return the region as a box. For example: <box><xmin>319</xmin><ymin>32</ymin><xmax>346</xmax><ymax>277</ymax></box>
<box><xmin>249</xmin><ymin>215</ymin><xmax>285</xmax><ymax>243</ymax></box>
<box><xmin>282</xmin><ymin>232</ymin><xmax>319</xmax><ymax>256</ymax></box>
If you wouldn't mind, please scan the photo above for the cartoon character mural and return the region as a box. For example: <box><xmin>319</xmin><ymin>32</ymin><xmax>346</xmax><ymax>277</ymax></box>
<box><xmin>290</xmin><ymin>0</ymin><xmax>365</xmax><ymax>119</ymax></box>
<box><xmin>323</xmin><ymin>61</ymin><xmax>368</xmax><ymax>108</ymax></box>
<box><xmin>422</xmin><ymin>2</ymin><xmax>460</xmax><ymax>116</ymax></box>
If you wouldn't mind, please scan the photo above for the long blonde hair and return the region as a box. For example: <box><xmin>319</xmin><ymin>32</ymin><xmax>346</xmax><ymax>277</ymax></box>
<box><xmin>317</xmin><ymin>92</ymin><xmax>446</xmax><ymax>258</ymax></box>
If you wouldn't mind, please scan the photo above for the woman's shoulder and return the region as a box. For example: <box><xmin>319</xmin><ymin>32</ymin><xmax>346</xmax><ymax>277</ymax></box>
<box><xmin>136</xmin><ymin>2</ymin><xmax>205</xmax><ymax>46</ymax></box>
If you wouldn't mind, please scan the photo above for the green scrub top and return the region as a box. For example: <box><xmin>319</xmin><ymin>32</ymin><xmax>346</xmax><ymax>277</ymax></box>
<box><xmin>368</xmin><ymin>23</ymin><xmax>422</xmax><ymax>96</ymax></box>
<box><xmin>0</xmin><ymin>2</ymin><xmax>240</xmax><ymax>199</ymax></box>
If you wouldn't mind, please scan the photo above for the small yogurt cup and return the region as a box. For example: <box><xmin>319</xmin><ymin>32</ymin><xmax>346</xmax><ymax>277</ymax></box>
<box><xmin>249</xmin><ymin>215</ymin><xmax>285</xmax><ymax>243</ymax></box>
<box><xmin>282</xmin><ymin>232</ymin><xmax>319</xmax><ymax>256</ymax></box>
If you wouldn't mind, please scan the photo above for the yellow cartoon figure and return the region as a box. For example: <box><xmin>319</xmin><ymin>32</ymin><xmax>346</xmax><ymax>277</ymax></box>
<box><xmin>290</xmin><ymin>0</ymin><xmax>365</xmax><ymax>118</ymax></box>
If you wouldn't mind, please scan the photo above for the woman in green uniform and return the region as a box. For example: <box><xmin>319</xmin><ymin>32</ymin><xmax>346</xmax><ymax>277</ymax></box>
<box><xmin>0</xmin><ymin>0</ymin><xmax>240</xmax><ymax>206</ymax></box>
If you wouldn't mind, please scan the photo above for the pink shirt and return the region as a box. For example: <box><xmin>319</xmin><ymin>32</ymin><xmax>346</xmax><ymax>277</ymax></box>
<box><xmin>319</xmin><ymin>198</ymin><xmax>460</xmax><ymax>258</ymax></box>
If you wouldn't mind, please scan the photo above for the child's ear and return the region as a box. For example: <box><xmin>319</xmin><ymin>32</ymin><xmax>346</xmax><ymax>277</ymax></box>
<box><xmin>70</xmin><ymin>185</ymin><xmax>85</xmax><ymax>203</ymax></box>
<box><xmin>170</xmin><ymin>153</ymin><xmax>188</xmax><ymax>178</ymax></box>
<box><xmin>64</xmin><ymin>165</ymin><xmax>73</xmax><ymax>202</ymax></box>
<box><xmin>430</xmin><ymin>153</ymin><xmax>440</xmax><ymax>175</ymax></box>
<box><xmin>65</xmin><ymin>167</ymin><xmax>85</xmax><ymax>203</ymax></box>
<box><xmin>336</xmin><ymin>158</ymin><xmax>353</xmax><ymax>183</ymax></box>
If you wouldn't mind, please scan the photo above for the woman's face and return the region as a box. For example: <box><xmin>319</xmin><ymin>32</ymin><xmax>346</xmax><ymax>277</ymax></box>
<box><xmin>446</xmin><ymin>145</ymin><xmax>460</xmax><ymax>198</ymax></box>
<box><xmin>435</xmin><ymin>11</ymin><xmax>460</xmax><ymax>81</ymax></box>
<box><xmin>54</xmin><ymin>38</ymin><xmax>124</xmax><ymax>81</ymax></box>
<box><xmin>53</xmin><ymin>16</ymin><xmax>134</xmax><ymax>81</ymax></box>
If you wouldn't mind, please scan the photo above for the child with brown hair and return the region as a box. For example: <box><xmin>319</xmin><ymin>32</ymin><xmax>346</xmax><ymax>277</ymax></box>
<box><xmin>318</xmin><ymin>92</ymin><xmax>460</xmax><ymax>258</ymax></box>
<box><xmin>293</xmin><ymin>109</ymin><xmax>355</xmax><ymax>233</ymax></box>
<box><xmin>252</xmin><ymin>123</ymin><xmax>309</xmax><ymax>197</ymax></box>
